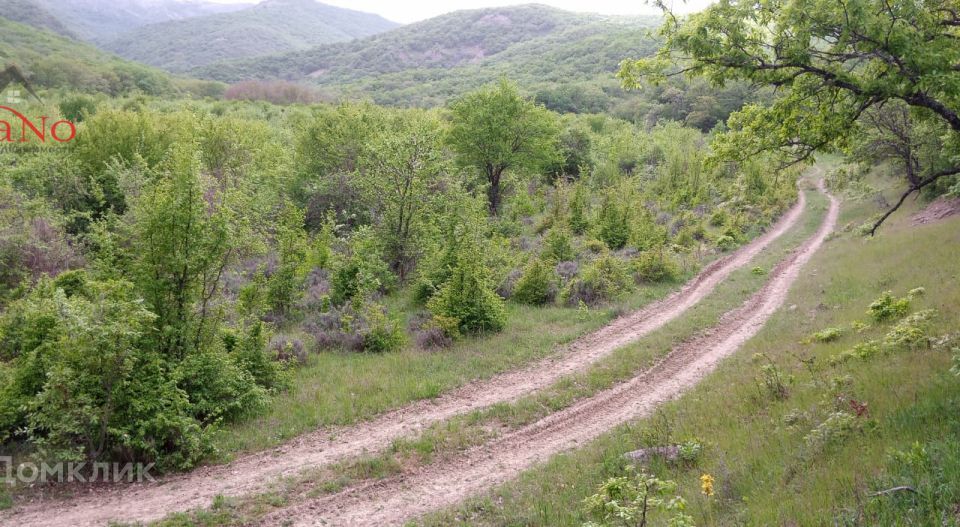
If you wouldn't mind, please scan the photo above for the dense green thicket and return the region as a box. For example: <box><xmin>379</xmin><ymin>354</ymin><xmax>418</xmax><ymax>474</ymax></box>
<box><xmin>190</xmin><ymin>5</ymin><xmax>756</xmax><ymax>126</ymax></box>
<box><xmin>0</xmin><ymin>78</ymin><xmax>795</xmax><ymax>470</ymax></box>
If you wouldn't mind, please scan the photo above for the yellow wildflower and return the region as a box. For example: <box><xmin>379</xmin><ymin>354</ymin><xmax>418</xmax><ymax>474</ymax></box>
<box><xmin>700</xmin><ymin>473</ymin><xmax>715</xmax><ymax>497</ymax></box>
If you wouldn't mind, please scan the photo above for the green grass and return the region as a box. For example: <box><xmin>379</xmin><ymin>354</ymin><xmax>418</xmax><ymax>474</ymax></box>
<box><xmin>211</xmin><ymin>277</ymin><xmax>681</xmax><ymax>458</ymax></box>
<box><xmin>421</xmin><ymin>179</ymin><xmax>960</xmax><ymax>526</ymax></box>
<box><xmin>147</xmin><ymin>186</ymin><xmax>827</xmax><ymax>526</ymax></box>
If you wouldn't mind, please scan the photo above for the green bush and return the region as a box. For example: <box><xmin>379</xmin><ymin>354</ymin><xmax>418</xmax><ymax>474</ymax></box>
<box><xmin>228</xmin><ymin>323</ymin><xmax>287</xmax><ymax>392</ymax></box>
<box><xmin>810</xmin><ymin>327</ymin><xmax>844</xmax><ymax>343</ymax></box>
<box><xmin>428</xmin><ymin>245</ymin><xmax>506</xmax><ymax>334</ymax></box>
<box><xmin>568</xmin><ymin>183</ymin><xmax>591</xmax><ymax>234</ymax></box>
<box><xmin>867</xmin><ymin>291</ymin><xmax>911</xmax><ymax>322</ymax></box>
<box><xmin>362</xmin><ymin>304</ymin><xmax>407</xmax><ymax>353</ymax></box>
<box><xmin>176</xmin><ymin>347</ymin><xmax>268</xmax><ymax>425</ymax></box>
<box><xmin>631</xmin><ymin>251</ymin><xmax>680</xmax><ymax>283</ymax></box>
<box><xmin>561</xmin><ymin>254</ymin><xmax>632</xmax><ymax>306</ymax></box>
<box><xmin>512</xmin><ymin>258</ymin><xmax>558</xmax><ymax>305</ymax></box>
<box><xmin>0</xmin><ymin>278</ymin><xmax>215</xmax><ymax>467</ymax></box>
<box><xmin>58</xmin><ymin>94</ymin><xmax>98</xmax><ymax>123</ymax></box>
<box><xmin>330</xmin><ymin>227</ymin><xmax>396</xmax><ymax>306</ymax></box>
<box><xmin>542</xmin><ymin>226</ymin><xmax>575</xmax><ymax>262</ymax></box>
<box><xmin>714</xmin><ymin>233</ymin><xmax>737</xmax><ymax>251</ymax></box>
<box><xmin>596</xmin><ymin>193</ymin><xmax>630</xmax><ymax>250</ymax></box>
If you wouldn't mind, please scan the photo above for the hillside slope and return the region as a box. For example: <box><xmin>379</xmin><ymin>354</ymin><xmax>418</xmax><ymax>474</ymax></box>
<box><xmin>193</xmin><ymin>5</ymin><xmax>660</xmax><ymax>109</ymax></box>
<box><xmin>0</xmin><ymin>0</ymin><xmax>78</xmax><ymax>38</ymax></box>
<box><xmin>28</xmin><ymin>0</ymin><xmax>248</xmax><ymax>42</ymax></box>
<box><xmin>104</xmin><ymin>0</ymin><xmax>400</xmax><ymax>72</ymax></box>
<box><xmin>0</xmin><ymin>17</ymin><xmax>214</xmax><ymax>97</ymax></box>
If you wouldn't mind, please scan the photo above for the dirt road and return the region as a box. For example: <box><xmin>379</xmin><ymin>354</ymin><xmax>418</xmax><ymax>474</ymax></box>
<box><xmin>1</xmin><ymin>187</ymin><xmax>811</xmax><ymax>527</ymax></box>
<box><xmin>259</xmin><ymin>182</ymin><xmax>838</xmax><ymax>526</ymax></box>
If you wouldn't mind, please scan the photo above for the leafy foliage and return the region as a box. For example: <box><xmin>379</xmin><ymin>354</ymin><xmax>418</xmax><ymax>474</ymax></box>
<box><xmin>512</xmin><ymin>258</ymin><xmax>559</xmax><ymax>306</ymax></box>
<box><xmin>448</xmin><ymin>80</ymin><xmax>561</xmax><ymax>215</ymax></box>
<box><xmin>622</xmin><ymin>0</ymin><xmax>960</xmax><ymax>232</ymax></box>
<box><xmin>428</xmin><ymin>242</ymin><xmax>507</xmax><ymax>335</ymax></box>
<box><xmin>582</xmin><ymin>468</ymin><xmax>694</xmax><ymax>527</ymax></box>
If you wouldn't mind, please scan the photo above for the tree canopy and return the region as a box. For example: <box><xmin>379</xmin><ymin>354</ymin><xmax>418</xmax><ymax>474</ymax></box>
<box><xmin>620</xmin><ymin>0</ymin><xmax>960</xmax><ymax>232</ymax></box>
<box><xmin>448</xmin><ymin>80</ymin><xmax>561</xmax><ymax>215</ymax></box>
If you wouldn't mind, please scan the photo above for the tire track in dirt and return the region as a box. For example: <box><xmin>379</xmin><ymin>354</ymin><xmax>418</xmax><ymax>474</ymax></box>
<box><xmin>261</xmin><ymin>182</ymin><xmax>837</xmax><ymax>526</ymax></box>
<box><xmin>1</xmin><ymin>188</ymin><xmax>810</xmax><ymax>527</ymax></box>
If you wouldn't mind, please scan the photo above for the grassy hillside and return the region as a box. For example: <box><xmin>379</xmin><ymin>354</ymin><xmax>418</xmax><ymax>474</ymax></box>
<box><xmin>31</xmin><ymin>0</ymin><xmax>248</xmax><ymax>42</ymax></box>
<box><xmin>0</xmin><ymin>0</ymin><xmax>77</xmax><ymax>38</ymax></box>
<box><xmin>104</xmin><ymin>0</ymin><xmax>400</xmax><ymax>73</ymax></box>
<box><xmin>0</xmin><ymin>16</ymin><xmax>220</xmax><ymax>97</ymax></box>
<box><xmin>192</xmin><ymin>5</ymin><xmax>663</xmax><ymax>111</ymax></box>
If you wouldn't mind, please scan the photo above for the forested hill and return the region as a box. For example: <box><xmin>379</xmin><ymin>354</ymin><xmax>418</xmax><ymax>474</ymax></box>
<box><xmin>104</xmin><ymin>0</ymin><xmax>401</xmax><ymax>72</ymax></box>
<box><xmin>0</xmin><ymin>0</ymin><xmax>78</xmax><ymax>38</ymax></box>
<box><xmin>0</xmin><ymin>0</ymin><xmax>249</xmax><ymax>42</ymax></box>
<box><xmin>0</xmin><ymin>16</ymin><xmax>221</xmax><ymax>97</ymax></box>
<box><xmin>192</xmin><ymin>4</ymin><xmax>663</xmax><ymax>110</ymax></box>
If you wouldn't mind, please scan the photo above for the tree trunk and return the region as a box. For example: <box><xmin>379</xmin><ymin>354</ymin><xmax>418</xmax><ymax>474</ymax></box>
<box><xmin>487</xmin><ymin>166</ymin><xmax>503</xmax><ymax>216</ymax></box>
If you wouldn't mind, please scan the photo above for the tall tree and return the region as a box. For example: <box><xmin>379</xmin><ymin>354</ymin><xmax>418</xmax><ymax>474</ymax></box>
<box><xmin>448</xmin><ymin>80</ymin><xmax>560</xmax><ymax>215</ymax></box>
<box><xmin>361</xmin><ymin>112</ymin><xmax>445</xmax><ymax>279</ymax></box>
<box><xmin>620</xmin><ymin>0</ymin><xmax>960</xmax><ymax>233</ymax></box>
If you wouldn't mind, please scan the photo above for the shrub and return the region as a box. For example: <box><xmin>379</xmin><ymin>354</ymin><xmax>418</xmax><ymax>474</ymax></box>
<box><xmin>512</xmin><ymin>258</ymin><xmax>558</xmax><ymax>305</ymax></box>
<box><xmin>631</xmin><ymin>251</ymin><xmax>680</xmax><ymax>283</ymax></box>
<box><xmin>428</xmin><ymin>246</ymin><xmax>506</xmax><ymax>335</ymax></box>
<box><xmin>810</xmin><ymin>327</ymin><xmax>844</xmax><ymax>343</ymax></box>
<box><xmin>867</xmin><ymin>291</ymin><xmax>911</xmax><ymax>322</ymax></box>
<box><xmin>58</xmin><ymin>94</ymin><xmax>98</xmax><ymax>122</ymax></box>
<box><xmin>884</xmin><ymin>309</ymin><xmax>937</xmax><ymax>349</ymax></box>
<box><xmin>228</xmin><ymin>323</ymin><xmax>287</xmax><ymax>392</ymax></box>
<box><xmin>0</xmin><ymin>278</ymin><xmax>214</xmax><ymax>469</ymax></box>
<box><xmin>714</xmin><ymin>234</ymin><xmax>737</xmax><ymax>251</ymax></box>
<box><xmin>582</xmin><ymin>468</ymin><xmax>694</xmax><ymax>527</ymax></box>
<box><xmin>753</xmin><ymin>353</ymin><xmax>789</xmax><ymax>400</ymax></box>
<box><xmin>585</xmin><ymin>238</ymin><xmax>607</xmax><ymax>253</ymax></box>
<box><xmin>330</xmin><ymin>227</ymin><xmax>395</xmax><ymax>306</ymax></box>
<box><xmin>596</xmin><ymin>194</ymin><xmax>630</xmax><ymax>250</ymax></box>
<box><xmin>801</xmin><ymin>411</ymin><xmax>860</xmax><ymax>460</ymax></box>
<box><xmin>561</xmin><ymin>254</ymin><xmax>632</xmax><ymax>306</ymax></box>
<box><xmin>362</xmin><ymin>304</ymin><xmax>406</xmax><ymax>353</ymax></box>
<box><xmin>176</xmin><ymin>347</ymin><xmax>268</xmax><ymax>425</ymax></box>
<box><xmin>678</xmin><ymin>439</ymin><xmax>704</xmax><ymax>465</ymax></box>
<box><xmin>269</xmin><ymin>334</ymin><xmax>308</xmax><ymax>365</ymax></box>
<box><xmin>568</xmin><ymin>184</ymin><xmax>590</xmax><ymax>235</ymax></box>
<box><xmin>542</xmin><ymin>226</ymin><xmax>575</xmax><ymax>262</ymax></box>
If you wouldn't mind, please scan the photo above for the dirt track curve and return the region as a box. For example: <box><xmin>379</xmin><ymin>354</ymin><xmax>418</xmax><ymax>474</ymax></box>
<box><xmin>2</xmin><ymin>185</ymin><xmax>813</xmax><ymax>527</ymax></box>
<box><xmin>260</xmin><ymin>181</ymin><xmax>838</xmax><ymax>526</ymax></box>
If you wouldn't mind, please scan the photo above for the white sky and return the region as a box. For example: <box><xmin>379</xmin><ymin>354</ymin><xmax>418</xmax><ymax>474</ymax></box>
<box><xmin>206</xmin><ymin>0</ymin><xmax>714</xmax><ymax>24</ymax></box>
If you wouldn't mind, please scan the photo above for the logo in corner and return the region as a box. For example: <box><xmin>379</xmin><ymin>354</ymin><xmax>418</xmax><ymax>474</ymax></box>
<box><xmin>0</xmin><ymin>64</ymin><xmax>43</xmax><ymax>104</ymax></box>
<box><xmin>0</xmin><ymin>63</ymin><xmax>76</xmax><ymax>144</ymax></box>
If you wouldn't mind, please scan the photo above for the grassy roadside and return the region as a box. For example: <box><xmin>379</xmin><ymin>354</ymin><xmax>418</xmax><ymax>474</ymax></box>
<box><xmin>209</xmin><ymin>196</ymin><xmax>797</xmax><ymax>458</ymax></box>
<box><xmin>211</xmin><ymin>279</ymin><xmax>682</xmax><ymax>457</ymax></box>
<box><xmin>419</xmin><ymin>178</ymin><xmax>960</xmax><ymax>526</ymax></box>
<box><xmin>143</xmin><ymin>186</ymin><xmax>827</xmax><ymax>526</ymax></box>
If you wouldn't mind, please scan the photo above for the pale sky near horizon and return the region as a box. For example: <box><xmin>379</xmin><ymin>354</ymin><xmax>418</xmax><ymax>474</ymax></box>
<box><xmin>205</xmin><ymin>0</ymin><xmax>714</xmax><ymax>24</ymax></box>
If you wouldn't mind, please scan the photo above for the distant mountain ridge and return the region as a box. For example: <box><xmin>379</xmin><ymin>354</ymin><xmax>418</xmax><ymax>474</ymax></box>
<box><xmin>192</xmin><ymin>4</ymin><xmax>663</xmax><ymax>110</ymax></box>
<box><xmin>0</xmin><ymin>0</ymin><xmax>79</xmax><ymax>38</ymax></box>
<box><xmin>103</xmin><ymin>0</ymin><xmax>400</xmax><ymax>72</ymax></box>
<box><xmin>28</xmin><ymin>0</ymin><xmax>249</xmax><ymax>41</ymax></box>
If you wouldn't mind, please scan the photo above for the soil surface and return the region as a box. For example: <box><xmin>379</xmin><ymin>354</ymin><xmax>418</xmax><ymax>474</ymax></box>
<box><xmin>911</xmin><ymin>195</ymin><xmax>960</xmax><ymax>225</ymax></box>
<box><xmin>0</xmin><ymin>187</ymin><xmax>814</xmax><ymax>527</ymax></box>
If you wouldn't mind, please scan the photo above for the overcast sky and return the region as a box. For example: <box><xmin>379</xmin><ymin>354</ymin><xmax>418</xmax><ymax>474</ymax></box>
<box><xmin>208</xmin><ymin>0</ymin><xmax>715</xmax><ymax>24</ymax></box>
